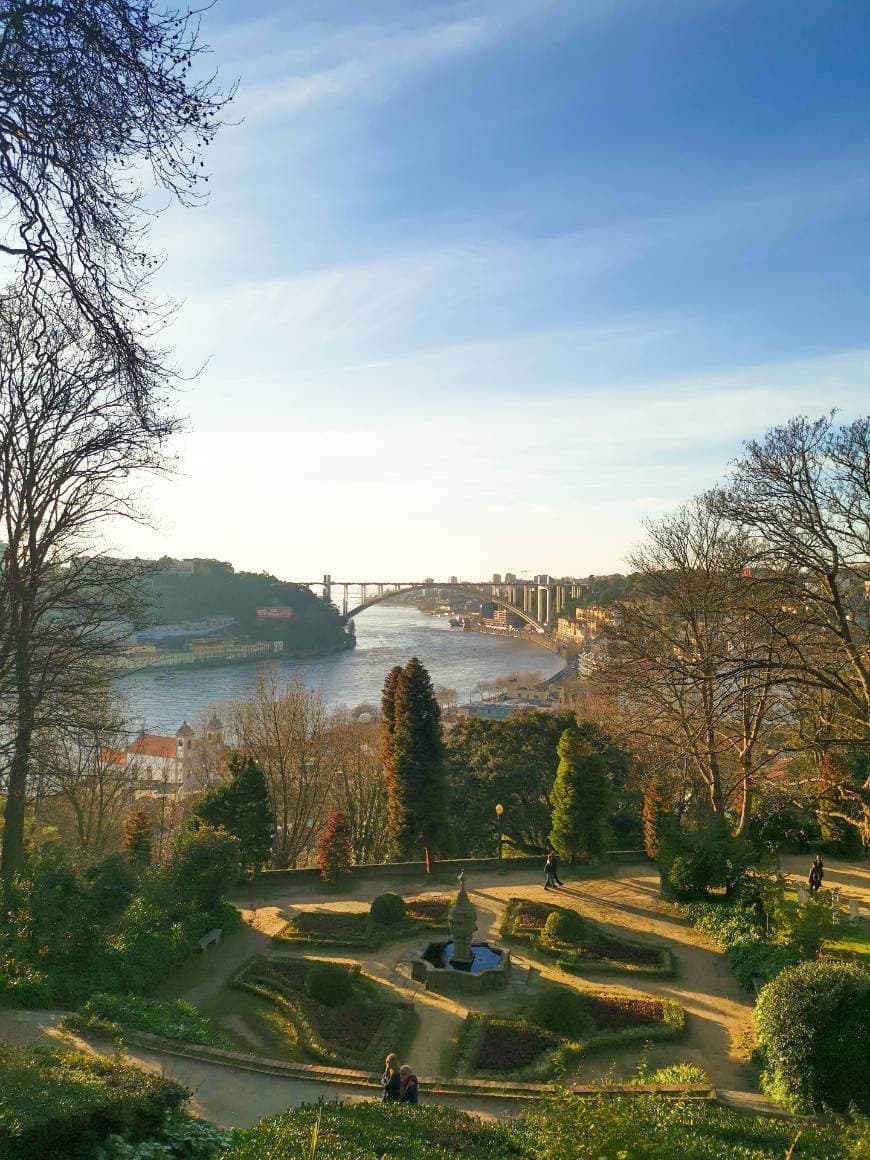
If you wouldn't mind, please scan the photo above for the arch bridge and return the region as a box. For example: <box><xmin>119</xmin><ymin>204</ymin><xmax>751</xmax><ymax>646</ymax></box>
<box><xmin>294</xmin><ymin>575</ymin><xmax>589</xmax><ymax>634</ymax></box>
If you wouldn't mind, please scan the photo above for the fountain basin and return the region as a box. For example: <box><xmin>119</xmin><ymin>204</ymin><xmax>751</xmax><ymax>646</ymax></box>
<box><xmin>411</xmin><ymin>940</ymin><xmax>511</xmax><ymax>994</ymax></box>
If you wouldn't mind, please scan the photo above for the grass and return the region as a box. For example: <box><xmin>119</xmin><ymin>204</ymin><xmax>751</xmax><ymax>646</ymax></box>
<box><xmin>823</xmin><ymin>925</ymin><xmax>870</xmax><ymax>967</ymax></box>
<box><xmin>501</xmin><ymin>898</ymin><xmax>674</xmax><ymax>975</ymax></box>
<box><xmin>59</xmin><ymin>993</ymin><xmax>233</xmax><ymax>1049</ymax></box>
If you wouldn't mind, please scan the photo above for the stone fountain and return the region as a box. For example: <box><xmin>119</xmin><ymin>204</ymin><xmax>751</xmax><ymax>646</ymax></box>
<box><xmin>410</xmin><ymin>870</ymin><xmax>511</xmax><ymax>994</ymax></box>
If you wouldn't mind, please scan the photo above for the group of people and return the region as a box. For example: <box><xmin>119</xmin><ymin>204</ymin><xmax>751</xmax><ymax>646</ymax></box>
<box><xmin>382</xmin><ymin>1053</ymin><xmax>418</xmax><ymax>1104</ymax></box>
<box><xmin>544</xmin><ymin>849</ymin><xmax>564</xmax><ymax>890</ymax></box>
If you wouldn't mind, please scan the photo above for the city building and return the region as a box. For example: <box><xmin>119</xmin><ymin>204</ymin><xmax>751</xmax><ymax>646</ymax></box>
<box><xmin>105</xmin><ymin>716</ymin><xmax>225</xmax><ymax>791</ymax></box>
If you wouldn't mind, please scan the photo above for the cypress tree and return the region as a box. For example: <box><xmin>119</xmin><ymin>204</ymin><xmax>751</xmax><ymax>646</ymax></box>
<box><xmin>122</xmin><ymin>808</ymin><xmax>153</xmax><ymax>868</ymax></box>
<box><xmin>642</xmin><ymin>778</ymin><xmax>670</xmax><ymax>860</ymax></box>
<box><xmin>386</xmin><ymin>657</ymin><xmax>449</xmax><ymax>861</ymax></box>
<box><xmin>190</xmin><ymin>754</ymin><xmax>275</xmax><ymax>874</ymax></box>
<box><xmin>549</xmin><ymin>728</ymin><xmax>613</xmax><ymax>863</ymax></box>
<box><xmin>317</xmin><ymin>811</ymin><xmax>354</xmax><ymax>883</ymax></box>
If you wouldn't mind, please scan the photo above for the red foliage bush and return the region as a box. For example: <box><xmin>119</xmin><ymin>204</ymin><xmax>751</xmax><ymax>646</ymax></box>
<box><xmin>317</xmin><ymin>1002</ymin><xmax>383</xmax><ymax>1051</ymax></box>
<box><xmin>405</xmin><ymin>895</ymin><xmax>451</xmax><ymax>921</ymax></box>
<box><xmin>575</xmin><ymin>939</ymin><xmax>661</xmax><ymax>966</ymax></box>
<box><xmin>476</xmin><ymin>1019</ymin><xmax>551</xmax><ymax>1070</ymax></box>
<box><xmin>587</xmin><ymin>996</ymin><xmax>665</xmax><ymax>1029</ymax></box>
<box><xmin>514</xmin><ymin>902</ymin><xmax>552</xmax><ymax>931</ymax></box>
<box><xmin>317</xmin><ymin>812</ymin><xmax>353</xmax><ymax>883</ymax></box>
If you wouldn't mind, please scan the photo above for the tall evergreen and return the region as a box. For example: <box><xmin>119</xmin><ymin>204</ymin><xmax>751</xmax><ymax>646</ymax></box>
<box><xmin>190</xmin><ymin>754</ymin><xmax>275</xmax><ymax>873</ymax></box>
<box><xmin>642</xmin><ymin>778</ymin><xmax>670</xmax><ymax>860</ymax></box>
<box><xmin>384</xmin><ymin>657</ymin><xmax>449</xmax><ymax>860</ymax></box>
<box><xmin>549</xmin><ymin>728</ymin><xmax>613</xmax><ymax>863</ymax></box>
<box><xmin>122</xmin><ymin>809</ymin><xmax>153</xmax><ymax>868</ymax></box>
<box><xmin>380</xmin><ymin>664</ymin><xmax>402</xmax><ymax>765</ymax></box>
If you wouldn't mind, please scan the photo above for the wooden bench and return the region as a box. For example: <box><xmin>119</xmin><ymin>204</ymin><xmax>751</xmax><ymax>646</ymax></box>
<box><xmin>198</xmin><ymin>928</ymin><xmax>222</xmax><ymax>953</ymax></box>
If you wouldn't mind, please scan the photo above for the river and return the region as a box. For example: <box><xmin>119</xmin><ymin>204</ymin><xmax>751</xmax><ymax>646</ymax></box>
<box><xmin>116</xmin><ymin>605</ymin><xmax>565</xmax><ymax>733</ymax></box>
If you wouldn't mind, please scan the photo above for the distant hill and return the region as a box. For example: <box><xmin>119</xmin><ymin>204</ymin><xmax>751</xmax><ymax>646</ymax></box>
<box><xmin>136</xmin><ymin>558</ymin><xmax>353</xmax><ymax>653</ymax></box>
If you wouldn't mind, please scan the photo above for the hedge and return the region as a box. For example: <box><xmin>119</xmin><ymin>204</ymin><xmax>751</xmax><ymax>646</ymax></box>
<box><xmin>501</xmin><ymin>898</ymin><xmax>673</xmax><ymax>976</ymax></box>
<box><xmin>223</xmin><ymin>1096</ymin><xmax>862</xmax><ymax>1160</ymax></box>
<box><xmin>754</xmin><ymin>959</ymin><xmax>870</xmax><ymax>1114</ymax></box>
<box><xmin>0</xmin><ymin>1044</ymin><xmax>185</xmax><ymax>1160</ymax></box>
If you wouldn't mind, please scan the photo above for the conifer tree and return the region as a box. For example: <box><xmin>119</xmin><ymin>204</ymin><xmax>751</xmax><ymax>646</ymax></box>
<box><xmin>122</xmin><ymin>808</ymin><xmax>153</xmax><ymax>867</ymax></box>
<box><xmin>642</xmin><ymin>779</ymin><xmax>670</xmax><ymax>859</ymax></box>
<box><xmin>380</xmin><ymin>665</ymin><xmax>402</xmax><ymax>763</ymax></box>
<box><xmin>317</xmin><ymin>811</ymin><xmax>354</xmax><ymax>883</ymax></box>
<box><xmin>190</xmin><ymin>754</ymin><xmax>274</xmax><ymax>874</ymax></box>
<box><xmin>384</xmin><ymin>658</ymin><xmax>449</xmax><ymax>861</ymax></box>
<box><xmin>549</xmin><ymin>728</ymin><xmax>613</xmax><ymax>863</ymax></box>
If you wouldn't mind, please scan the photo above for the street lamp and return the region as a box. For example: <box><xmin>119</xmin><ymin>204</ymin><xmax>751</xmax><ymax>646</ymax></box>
<box><xmin>495</xmin><ymin>802</ymin><xmax>504</xmax><ymax>865</ymax></box>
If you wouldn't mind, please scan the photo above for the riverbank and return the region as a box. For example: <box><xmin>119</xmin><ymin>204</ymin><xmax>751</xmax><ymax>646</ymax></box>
<box><xmin>116</xmin><ymin>635</ymin><xmax>354</xmax><ymax>678</ymax></box>
<box><xmin>116</xmin><ymin>605</ymin><xmax>565</xmax><ymax>733</ymax></box>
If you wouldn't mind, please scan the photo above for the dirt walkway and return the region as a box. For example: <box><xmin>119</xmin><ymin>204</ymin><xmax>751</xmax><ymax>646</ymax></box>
<box><xmin>224</xmin><ymin>863</ymin><xmax>760</xmax><ymax>1090</ymax></box>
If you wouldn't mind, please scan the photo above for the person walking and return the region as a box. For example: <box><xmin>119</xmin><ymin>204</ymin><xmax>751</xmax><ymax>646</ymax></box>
<box><xmin>544</xmin><ymin>851</ymin><xmax>556</xmax><ymax>890</ymax></box>
<box><xmin>382</xmin><ymin>1053</ymin><xmax>400</xmax><ymax>1102</ymax></box>
<box><xmin>399</xmin><ymin>1064</ymin><xmax>419</xmax><ymax>1105</ymax></box>
<box><xmin>550</xmin><ymin>849</ymin><xmax>564</xmax><ymax>887</ymax></box>
<box><xmin>808</xmin><ymin>854</ymin><xmax>824</xmax><ymax>895</ymax></box>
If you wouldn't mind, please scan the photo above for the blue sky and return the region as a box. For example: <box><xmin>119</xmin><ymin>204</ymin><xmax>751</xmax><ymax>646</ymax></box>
<box><xmin>117</xmin><ymin>0</ymin><xmax>870</xmax><ymax>580</ymax></box>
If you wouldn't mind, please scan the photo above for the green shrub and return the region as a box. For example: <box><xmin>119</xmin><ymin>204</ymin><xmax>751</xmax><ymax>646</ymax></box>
<box><xmin>681</xmin><ymin>899</ymin><xmax>762</xmax><ymax>948</ymax></box>
<box><xmin>754</xmin><ymin>959</ymin><xmax>870</xmax><ymax>1113</ymax></box>
<box><xmin>304</xmin><ymin>962</ymin><xmax>357</xmax><ymax>1007</ymax></box>
<box><xmin>63</xmin><ymin>993</ymin><xmax>229</xmax><ymax>1047</ymax></box>
<box><xmin>0</xmin><ymin>1044</ymin><xmax>185</xmax><ymax>1160</ymax></box>
<box><xmin>369</xmin><ymin>892</ymin><xmax>406</xmax><ymax>925</ymax></box>
<box><xmin>726</xmin><ymin>942</ymin><xmax>801</xmax><ymax>991</ymax></box>
<box><xmin>543</xmin><ymin>908</ymin><xmax>586</xmax><ymax>945</ymax></box>
<box><xmin>527</xmin><ymin>987</ymin><xmax>592</xmax><ymax>1037</ymax></box>
<box><xmin>95</xmin><ymin>1116</ymin><xmax>235</xmax><ymax>1158</ymax></box>
<box><xmin>660</xmin><ymin>827</ymin><xmax>751</xmax><ymax>900</ymax></box>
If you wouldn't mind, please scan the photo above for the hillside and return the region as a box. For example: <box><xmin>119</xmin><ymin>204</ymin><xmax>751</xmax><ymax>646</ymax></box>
<box><xmin>136</xmin><ymin>559</ymin><xmax>353</xmax><ymax>654</ymax></box>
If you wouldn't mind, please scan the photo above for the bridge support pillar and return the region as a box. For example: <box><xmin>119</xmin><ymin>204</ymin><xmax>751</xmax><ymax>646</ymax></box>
<box><xmin>342</xmin><ymin>584</ymin><xmax>348</xmax><ymax>616</ymax></box>
<box><xmin>322</xmin><ymin>574</ymin><xmax>332</xmax><ymax>606</ymax></box>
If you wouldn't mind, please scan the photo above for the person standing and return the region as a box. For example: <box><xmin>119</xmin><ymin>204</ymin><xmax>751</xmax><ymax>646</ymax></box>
<box><xmin>808</xmin><ymin>854</ymin><xmax>824</xmax><ymax>895</ymax></box>
<box><xmin>399</xmin><ymin>1064</ymin><xmax>419</xmax><ymax>1104</ymax></box>
<box><xmin>544</xmin><ymin>851</ymin><xmax>556</xmax><ymax>890</ymax></box>
<box><xmin>382</xmin><ymin>1053</ymin><xmax>400</xmax><ymax>1101</ymax></box>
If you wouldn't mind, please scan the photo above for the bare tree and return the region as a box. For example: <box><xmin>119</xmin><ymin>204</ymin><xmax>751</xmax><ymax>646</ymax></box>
<box><xmin>228</xmin><ymin>674</ymin><xmax>335</xmax><ymax>868</ymax></box>
<box><xmin>0</xmin><ymin>290</ymin><xmax>174</xmax><ymax>880</ymax></box>
<box><xmin>0</xmin><ymin>0</ymin><xmax>230</xmax><ymax>401</ymax></box>
<box><xmin>605</xmin><ymin>501</ymin><xmax>786</xmax><ymax>834</ymax></box>
<box><xmin>329</xmin><ymin>708</ymin><xmax>388</xmax><ymax>865</ymax></box>
<box><xmin>708</xmin><ymin>412</ymin><xmax>870</xmax><ymax>840</ymax></box>
<box><xmin>33</xmin><ymin>693</ymin><xmax>140</xmax><ymax>862</ymax></box>
<box><xmin>434</xmin><ymin>686</ymin><xmax>459</xmax><ymax>715</ymax></box>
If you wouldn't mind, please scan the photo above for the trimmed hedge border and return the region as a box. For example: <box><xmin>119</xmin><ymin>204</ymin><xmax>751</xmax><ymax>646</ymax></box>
<box><xmin>272</xmin><ymin>894</ymin><xmax>450</xmax><ymax>949</ymax></box>
<box><xmin>500</xmin><ymin>898</ymin><xmax>674</xmax><ymax>976</ymax></box>
<box><xmin>231</xmin><ymin>955</ymin><xmax>415</xmax><ymax>1071</ymax></box>
<box><xmin>451</xmin><ymin>993</ymin><xmax>685</xmax><ymax>1082</ymax></box>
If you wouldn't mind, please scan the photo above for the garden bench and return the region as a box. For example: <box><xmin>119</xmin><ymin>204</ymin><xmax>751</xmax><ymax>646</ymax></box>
<box><xmin>198</xmin><ymin>928</ymin><xmax>223</xmax><ymax>953</ymax></box>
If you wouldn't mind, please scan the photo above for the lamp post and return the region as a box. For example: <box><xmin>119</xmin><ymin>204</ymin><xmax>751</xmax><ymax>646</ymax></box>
<box><xmin>495</xmin><ymin>802</ymin><xmax>504</xmax><ymax>865</ymax></box>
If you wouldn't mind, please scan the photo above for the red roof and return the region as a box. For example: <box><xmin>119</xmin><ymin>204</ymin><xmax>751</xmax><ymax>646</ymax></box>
<box><xmin>128</xmin><ymin>735</ymin><xmax>177</xmax><ymax>760</ymax></box>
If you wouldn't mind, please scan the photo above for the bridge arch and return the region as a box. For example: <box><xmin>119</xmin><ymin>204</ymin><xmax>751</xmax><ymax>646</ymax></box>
<box><xmin>342</xmin><ymin>583</ymin><xmax>546</xmax><ymax>632</ymax></box>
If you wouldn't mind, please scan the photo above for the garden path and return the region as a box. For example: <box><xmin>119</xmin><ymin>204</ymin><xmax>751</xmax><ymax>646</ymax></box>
<box><xmin>221</xmin><ymin>862</ymin><xmax>759</xmax><ymax>1090</ymax></box>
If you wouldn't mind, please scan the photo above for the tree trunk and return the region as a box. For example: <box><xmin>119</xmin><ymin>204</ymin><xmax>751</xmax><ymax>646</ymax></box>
<box><xmin>1</xmin><ymin>698</ymin><xmax>35</xmax><ymax>883</ymax></box>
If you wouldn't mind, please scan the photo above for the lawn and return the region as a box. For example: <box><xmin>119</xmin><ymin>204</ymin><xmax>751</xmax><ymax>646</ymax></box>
<box><xmin>501</xmin><ymin>898</ymin><xmax>674</xmax><ymax>975</ymax></box>
<box><xmin>823</xmin><ymin>927</ymin><xmax>870</xmax><ymax>967</ymax></box>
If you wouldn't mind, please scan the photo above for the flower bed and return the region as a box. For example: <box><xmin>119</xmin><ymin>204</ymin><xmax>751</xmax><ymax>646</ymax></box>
<box><xmin>451</xmin><ymin>984</ymin><xmax>684</xmax><ymax>1081</ymax></box>
<box><xmin>476</xmin><ymin>1018</ymin><xmax>556</xmax><ymax>1071</ymax></box>
<box><xmin>501</xmin><ymin>898</ymin><xmax>673</xmax><ymax>976</ymax></box>
<box><xmin>232</xmin><ymin>955</ymin><xmax>415</xmax><ymax>1069</ymax></box>
<box><xmin>274</xmin><ymin>894</ymin><xmax>449</xmax><ymax>949</ymax></box>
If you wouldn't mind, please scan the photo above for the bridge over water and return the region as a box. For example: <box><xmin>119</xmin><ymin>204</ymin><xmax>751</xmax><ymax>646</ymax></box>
<box><xmin>294</xmin><ymin>575</ymin><xmax>588</xmax><ymax>635</ymax></box>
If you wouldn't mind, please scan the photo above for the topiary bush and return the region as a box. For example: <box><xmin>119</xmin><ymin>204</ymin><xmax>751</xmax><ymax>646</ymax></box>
<box><xmin>303</xmin><ymin>962</ymin><xmax>357</xmax><ymax>1007</ymax></box>
<box><xmin>754</xmin><ymin>959</ymin><xmax>870</xmax><ymax>1113</ymax></box>
<box><xmin>543</xmin><ymin>908</ymin><xmax>586</xmax><ymax>946</ymax></box>
<box><xmin>369</xmin><ymin>892</ymin><xmax>406</xmax><ymax>925</ymax></box>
